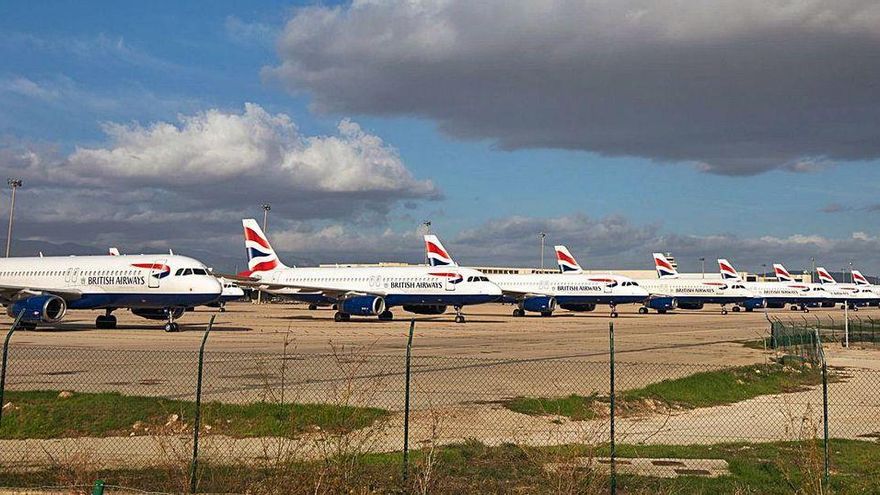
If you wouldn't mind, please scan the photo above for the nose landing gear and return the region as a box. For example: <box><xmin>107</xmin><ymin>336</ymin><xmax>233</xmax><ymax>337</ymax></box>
<box><xmin>609</xmin><ymin>304</ymin><xmax>619</xmax><ymax>318</ymax></box>
<box><xmin>454</xmin><ymin>306</ymin><xmax>466</xmax><ymax>323</ymax></box>
<box><xmin>163</xmin><ymin>308</ymin><xmax>180</xmax><ymax>332</ymax></box>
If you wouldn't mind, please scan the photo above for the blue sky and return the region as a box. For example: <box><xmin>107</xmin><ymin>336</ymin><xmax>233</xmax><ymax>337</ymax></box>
<box><xmin>1</xmin><ymin>1</ymin><xmax>879</xmax><ymax>273</ymax></box>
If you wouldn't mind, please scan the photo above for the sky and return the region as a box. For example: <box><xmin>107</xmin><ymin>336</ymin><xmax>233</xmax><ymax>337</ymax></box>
<box><xmin>1</xmin><ymin>0</ymin><xmax>879</xmax><ymax>275</ymax></box>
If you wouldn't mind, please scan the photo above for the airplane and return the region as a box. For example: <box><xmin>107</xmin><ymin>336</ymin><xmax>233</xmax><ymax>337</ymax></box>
<box><xmin>232</xmin><ymin>219</ymin><xmax>502</xmax><ymax>323</ymax></box>
<box><xmin>815</xmin><ymin>267</ymin><xmax>876</xmax><ymax>309</ymax></box>
<box><xmin>850</xmin><ymin>270</ymin><xmax>880</xmax><ymax>307</ymax></box>
<box><xmin>634</xmin><ymin>254</ymin><xmax>753</xmax><ymax>315</ymax></box>
<box><xmin>0</xmin><ymin>253</ymin><xmax>222</xmax><ymax>331</ymax></box>
<box><xmin>719</xmin><ymin>259</ymin><xmax>826</xmax><ymax>312</ymax></box>
<box><xmin>207</xmin><ymin>277</ymin><xmax>246</xmax><ymax>312</ymax></box>
<box><xmin>773</xmin><ymin>263</ymin><xmax>835</xmax><ymax>309</ymax></box>
<box><xmin>424</xmin><ymin>239</ymin><xmax>648</xmax><ymax>318</ymax></box>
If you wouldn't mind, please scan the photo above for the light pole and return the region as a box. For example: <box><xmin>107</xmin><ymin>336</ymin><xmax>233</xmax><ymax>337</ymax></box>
<box><xmin>261</xmin><ymin>203</ymin><xmax>271</xmax><ymax>232</ymax></box>
<box><xmin>811</xmin><ymin>257</ymin><xmax>816</xmax><ymax>284</ymax></box>
<box><xmin>258</xmin><ymin>203</ymin><xmax>271</xmax><ymax>305</ymax></box>
<box><xmin>422</xmin><ymin>220</ymin><xmax>431</xmax><ymax>265</ymax></box>
<box><xmin>761</xmin><ymin>263</ymin><xmax>767</xmax><ymax>282</ymax></box>
<box><xmin>539</xmin><ymin>232</ymin><xmax>546</xmax><ymax>271</ymax></box>
<box><xmin>5</xmin><ymin>178</ymin><xmax>21</xmax><ymax>258</ymax></box>
<box><xmin>849</xmin><ymin>260</ymin><xmax>854</xmax><ymax>284</ymax></box>
<box><xmin>699</xmin><ymin>257</ymin><xmax>705</xmax><ymax>279</ymax></box>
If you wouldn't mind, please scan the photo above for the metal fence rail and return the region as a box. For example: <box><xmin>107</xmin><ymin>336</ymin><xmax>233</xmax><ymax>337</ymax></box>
<box><xmin>0</xmin><ymin>318</ymin><xmax>878</xmax><ymax>493</ymax></box>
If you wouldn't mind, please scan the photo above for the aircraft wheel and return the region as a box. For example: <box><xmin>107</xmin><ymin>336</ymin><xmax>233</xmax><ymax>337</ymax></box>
<box><xmin>790</xmin><ymin>305</ymin><xmax>799</xmax><ymax>311</ymax></box>
<box><xmin>732</xmin><ymin>306</ymin><xmax>741</xmax><ymax>313</ymax></box>
<box><xmin>164</xmin><ymin>322</ymin><xmax>178</xmax><ymax>332</ymax></box>
<box><xmin>378</xmin><ymin>310</ymin><xmax>394</xmax><ymax>321</ymax></box>
<box><xmin>512</xmin><ymin>308</ymin><xmax>525</xmax><ymax>317</ymax></box>
<box><xmin>18</xmin><ymin>322</ymin><xmax>37</xmax><ymax>331</ymax></box>
<box><xmin>334</xmin><ymin>311</ymin><xmax>349</xmax><ymax>322</ymax></box>
<box><xmin>308</xmin><ymin>304</ymin><xmax>318</xmax><ymax>311</ymax></box>
<box><xmin>638</xmin><ymin>307</ymin><xmax>648</xmax><ymax>315</ymax></box>
<box><xmin>657</xmin><ymin>309</ymin><xmax>667</xmax><ymax>314</ymax></box>
<box><xmin>803</xmin><ymin>308</ymin><xmax>810</xmax><ymax>313</ymax></box>
<box><xmin>722</xmin><ymin>309</ymin><xmax>728</xmax><ymax>315</ymax></box>
<box><xmin>611</xmin><ymin>311</ymin><xmax>619</xmax><ymax>318</ymax></box>
<box><xmin>540</xmin><ymin>311</ymin><xmax>552</xmax><ymax>317</ymax></box>
<box><xmin>454</xmin><ymin>315</ymin><xmax>466</xmax><ymax>324</ymax></box>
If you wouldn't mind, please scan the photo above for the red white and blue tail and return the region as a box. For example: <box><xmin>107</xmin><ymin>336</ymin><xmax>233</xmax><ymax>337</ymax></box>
<box><xmin>653</xmin><ymin>253</ymin><xmax>678</xmax><ymax>279</ymax></box>
<box><xmin>242</xmin><ymin>218</ymin><xmax>287</xmax><ymax>274</ymax></box>
<box><xmin>424</xmin><ymin>235</ymin><xmax>457</xmax><ymax>267</ymax></box>
<box><xmin>852</xmin><ymin>270</ymin><xmax>870</xmax><ymax>286</ymax></box>
<box><xmin>717</xmin><ymin>259</ymin><xmax>741</xmax><ymax>281</ymax></box>
<box><xmin>554</xmin><ymin>245</ymin><xmax>582</xmax><ymax>274</ymax></box>
<box><xmin>773</xmin><ymin>263</ymin><xmax>794</xmax><ymax>282</ymax></box>
<box><xmin>816</xmin><ymin>267</ymin><xmax>836</xmax><ymax>284</ymax></box>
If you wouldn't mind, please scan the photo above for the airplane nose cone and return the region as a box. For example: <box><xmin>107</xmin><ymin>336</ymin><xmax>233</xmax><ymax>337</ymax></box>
<box><xmin>205</xmin><ymin>276</ymin><xmax>223</xmax><ymax>296</ymax></box>
<box><xmin>488</xmin><ymin>283</ymin><xmax>503</xmax><ymax>296</ymax></box>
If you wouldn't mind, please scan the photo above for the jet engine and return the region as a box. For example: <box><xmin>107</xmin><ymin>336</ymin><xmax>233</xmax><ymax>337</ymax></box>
<box><xmin>522</xmin><ymin>296</ymin><xmax>556</xmax><ymax>313</ymax></box>
<box><xmin>341</xmin><ymin>296</ymin><xmax>385</xmax><ymax>316</ymax></box>
<box><xmin>8</xmin><ymin>295</ymin><xmax>66</xmax><ymax>323</ymax></box>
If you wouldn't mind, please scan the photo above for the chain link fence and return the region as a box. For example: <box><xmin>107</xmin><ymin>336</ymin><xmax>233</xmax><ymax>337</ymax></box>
<box><xmin>0</xmin><ymin>316</ymin><xmax>878</xmax><ymax>494</ymax></box>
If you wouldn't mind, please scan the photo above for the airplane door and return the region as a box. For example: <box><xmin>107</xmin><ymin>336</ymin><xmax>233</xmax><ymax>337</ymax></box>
<box><xmin>445</xmin><ymin>272</ymin><xmax>457</xmax><ymax>291</ymax></box>
<box><xmin>148</xmin><ymin>259</ymin><xmax>166</xmax><ymax>288</ymax></box>
<box><xmin>604</xmin><ymin>282</ymin><xmax>613</xmax><ymax>294</ymax></box>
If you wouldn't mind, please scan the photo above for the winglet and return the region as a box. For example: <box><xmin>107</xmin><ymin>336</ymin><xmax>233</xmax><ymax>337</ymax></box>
<box><xmin>717</xmin><ymin>258</ymin><xmax>741</xmax><ymax>281</ymax></box>
<box><xmin>424</xmin><ymin>234</ymin><xmax>457</xmax><ymax>267</ymax></box>
<box><xmin>554</xmin><ymin>245</ymin><xmax>583</xmax><ymax>274</ymax></box>
<box><xmin>773</xmin><ymin>263</ymin><xmax>793</xmax><ymax>282</ymax></box>
<box><xmin>242</xmin><ymin>218</ymin><xmax>287</xmax><ymax>273</ymax></box>
<box><xmin>653</xmin><ymin>253</ymin><xmax>678</xmax><ymax>279</ymax></box>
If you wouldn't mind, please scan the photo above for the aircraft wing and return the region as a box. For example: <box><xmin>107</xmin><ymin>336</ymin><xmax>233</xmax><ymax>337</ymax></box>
<box><xmin>0</xmin><ymin>284</ymin><xmax>83</xmax><ymax>304</ymax></box>
<box><xmin>500</xmin><ymin>288</ymin><xmax>552</xmax><ymax>299</ymax></box>
<box><xmin>214</xmin><ymin>274</ymin><xmax>386</xmax><ymax>300</ymax></box>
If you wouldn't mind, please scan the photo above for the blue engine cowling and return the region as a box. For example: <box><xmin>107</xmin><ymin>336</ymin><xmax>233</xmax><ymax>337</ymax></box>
<box><xmin>522</xmin><ymin>296</ymin><xmax>556</xmax><ymax>313</ymax></box>
<box><xmin>8</xmin><ymin>295</ymin><xmax>67</xmax><ymax>323</ymax></box>
<box><xmin>559</xmin><ymin>303</ymin><xmax>596</xmax><ymax>312</ymax></box>
<box><xmin>341</xmin><ymin>296</ymin><xmax>386</xmax><ymax>316</ymax></box>
<box><xmin>677</xmin><ymin>302</ymin><xmax>705</xmax><ymax>310</ymax></box>
<box><xmin>647</xmin><ymin>297</ymin><xmax>676</xmax><ymax>311</ymax></box>
<box><xmin>403</xmin><ymin>305</ymin><xmax>447</xmax><ymax>315</ymax></box>
<box><xmin>741</xmin><ymin>298</ymin><xmax>768</xmax><ymax>311</ymax></box>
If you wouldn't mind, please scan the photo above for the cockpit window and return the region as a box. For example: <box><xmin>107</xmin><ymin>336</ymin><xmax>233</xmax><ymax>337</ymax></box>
<box><xmin>192</xmin><ymin>268</ymin><xmax>208</xmax><ymax>275</ymax></box>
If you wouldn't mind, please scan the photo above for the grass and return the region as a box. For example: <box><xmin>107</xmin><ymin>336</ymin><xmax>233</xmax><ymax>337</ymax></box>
<box><xmin>504</xmin><ymin>393</ymin><xmax>600</xmax><ymax>421</ymax></box>
<box><xmin>0</xmin><ymin>390</ymin><xmax>388</xmax><ymax>439</ymax></box>
<box><xmin>1</xmin><ymin>439</ymin><xmax>878</xmax><ymax>494</ymax></box>
<box><xmin>504</xmin><ymin>362</ymin><xmax>824</xmax><ymax>420</ymax></box>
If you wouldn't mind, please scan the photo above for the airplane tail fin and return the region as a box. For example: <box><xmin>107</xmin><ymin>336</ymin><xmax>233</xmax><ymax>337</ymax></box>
<box><xmin>242</xmin><ymin>218</ymin><xmax>288</xmax><ymax>273</ymax></box>
<box><xmin>554</xmin><ymin>245</ymin><xmax>583</xmax><ymax>273</ymax></box>
<box><xmin>717</xmin><ymin>258</ymin><xmax>741</xmax><ymax>281</ymax></box>
<box><xmin>109</xmin><ymin>247</ymin><xmax>120</xmax><ymax>256</ymax></box>
<box><xmin>773</xmin><ymin>263</ymin><xmax>793</xmax><ymax>282</ymax></box>
<box><xmin>852</xmin><ymin>270</ymin><xmax>870</xmax><ymax>286</ymax></box>
<box><xmin>816</xmin><ymin>267</ymin><xmax>836</xmax><ymax>284</ymax></box>
<box><xmin>653</xmin><ymin>253</ymin><xmax>678</xmax><ymax>278</ymax></box>
<box><xmin>424</xmin><ymin>234</ymin><xmax>458</xmax><ymax>267</ymax></box>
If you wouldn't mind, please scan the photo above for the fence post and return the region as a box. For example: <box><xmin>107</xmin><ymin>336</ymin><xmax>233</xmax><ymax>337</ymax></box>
<box><xmin>91</xmin><ymin>480</ymin><xmax>105</xmax><ymax>495</ymax></box>
<box><xmin>819</xmin><ymin>328</ymin><xmax>830</xmax><ymax>486</ymax></box>
<box><xmin>189</xmin><ymin>315</ymin><xmax>215</xmax><ymax>494</ymax></box>
<box><xmin>0</xmin><ymin>310</ymin><xmax>25</xmax><ymax>425</ymax></box>
<box><xmin>609</xmin><ymin>321</ymin><xmax>616</xmax><ymax>495</ymax></box>
<box><xmin>844</xmin><ymin>301</ymin><xmax>849</xmax><ymax>348</ymax></box>
<box><xmin>402</xmin><ymin>319</ymin><xmax>415</xmax><ymax>484</ymax></box>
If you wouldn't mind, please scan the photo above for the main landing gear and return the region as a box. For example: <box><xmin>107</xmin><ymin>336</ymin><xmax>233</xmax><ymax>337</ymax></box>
<box><xmin>96</xmin><ymin>309</ymin><xmax>117</xmax><ymax>329</ymax></box>
<box><xmin>638</xmin><ymin>307</ymin><xmax>648</xmax><ymax>315</ymax></box>
<box><xmin>164</xmin><ymin>308</ymin><xmax>180</xmax><ymax>332</ymax></box>
<box><xmin>334</xmin><ymin>311</ymin><xmax>351</xmax><ymax>322</ymax></box>
<box><xmin>454</xmin><ymin>306</ymin><xmax>466</xmax><ymax>324</ymax></box>
<box><xmin>512</xmin><ymin>308</ymin><xmax>525</xmax><ymax>317</ymax></box>
<box><xmin>721</xmin><ymin>304</ymin><xmax>728</xmax><ymax>315</ymax></box>
<box><xmin>732</xmin><ymin>306</ymin><xmax>741</xmax><ymax>312</ymax></box>
<box><xmin>308</xmin><ymin>304</ymin><xmax>318</xmax><ymax>311</ymax></box>
<box><xmin>378</xmin><ymin>310</ymin><xmax>394</xmax><ymax>321</ymax></box>
<box><xmin>609</xmin><ymin>304</ymin><xmax>619</xmax><ymax>318</ymax></box>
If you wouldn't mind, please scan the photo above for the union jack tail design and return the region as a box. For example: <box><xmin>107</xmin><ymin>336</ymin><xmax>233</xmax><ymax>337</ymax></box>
<box><xmin>816</xmin><ymin>267</ymin><xmax>836</xmax><ymax>284</ymax></box>
<box><xmin>653</xmin><ymin>253</ymin><xmax>678</xmax><ymax>279</ymax></box>
<box><xmin>773</xmin><ymin>263</ymin><xmax>793</xmax><ymax>282</ymax></box>
<box><xmin>424</xmin><ymin>235</ymin><xmax>457</xmax><ymax>267</ymax></box>
<box><xmin>852</xmin><ymin>270</ymin><xmax>870</xmax><ymax>286</ymax></box>
<box><xmin>242</xmin><ymin>218</ymin><xmax>287</xmax><ymax>274</ymax></box>
<box><xmin>554</xmin><ymin>245</ymin><xmax>582</xmax><ymax>274</ymax></box>
<box><xmin>717</xmin><ymin>259</ymin><xmax>741</xmax><ymax>281</ymax></box>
